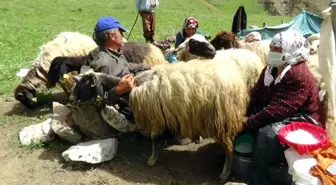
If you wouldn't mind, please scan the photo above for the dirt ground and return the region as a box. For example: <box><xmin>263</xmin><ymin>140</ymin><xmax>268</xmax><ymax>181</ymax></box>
<box><xmin>0</xmin><ymin>94</ymin><xmax>233</xmax><ymax>185</ymax></box>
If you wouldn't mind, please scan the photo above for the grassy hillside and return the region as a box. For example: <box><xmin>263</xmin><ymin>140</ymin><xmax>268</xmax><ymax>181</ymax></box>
<box><xmin>0</xmin><ymin>0</ymin><xmax>292</xmax><ymax>95</ymax></box>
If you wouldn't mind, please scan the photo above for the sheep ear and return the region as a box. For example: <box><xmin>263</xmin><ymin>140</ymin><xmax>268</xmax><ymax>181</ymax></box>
<box><xmin>73</xmin><ymin>76</ymin><xmax>81</xmax><ymax>83</ymax></box>
<box><xmin>16</xmin><ymin>92</ymin><xmax>24</xmax><ymax>100</ymax></box>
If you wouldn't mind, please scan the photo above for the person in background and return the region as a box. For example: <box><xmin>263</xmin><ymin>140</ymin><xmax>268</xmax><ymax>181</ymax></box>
<box><xmin>136</xmin><ymin>0</ymin><xmax>159</xmax><ymax>43</ymax></box>
<box><xmin>174</xmin><ymin>17</ymin><xmax>199</xmax><ymax>48</ymax></box>
<box><xmin>165</xmin><ymin>17</ymin><xmax>208</xmax><ymax>63</ymax></box>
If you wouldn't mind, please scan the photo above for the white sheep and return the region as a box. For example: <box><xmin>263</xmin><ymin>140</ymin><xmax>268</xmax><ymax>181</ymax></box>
<box><xmin>128</xmin><ymin>48</ymin><xmax>264</xmax><ymax>183</ymax></box>
<box><xmin>308</xmin><ymin>33</ymin><xmax>320</xmax><ymax>55</ymax></box>
<box><xmin>14</xmin><ymin>32</ymin><xmax>98</xmax><ymax>109</ymax></box>
<box><xmin>14</xmin><ymin>31</ymin><xmax>167</xmax><ymax>109</ymax></box>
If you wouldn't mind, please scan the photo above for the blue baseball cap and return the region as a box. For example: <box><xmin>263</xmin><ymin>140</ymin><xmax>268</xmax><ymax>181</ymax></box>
<box><xmin>94</xmin><ymin>16</ymin><xmax>128</xmax><ymax>33</ymax></box>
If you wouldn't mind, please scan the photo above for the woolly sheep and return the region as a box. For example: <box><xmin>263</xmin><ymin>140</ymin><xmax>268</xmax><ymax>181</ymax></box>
<box><xmin>14</xmin><ymin>31</ymin><xmax>98</xmax><ymax>109</ymax></box>
<box><xmin>308</xmin><ymin>33</ymin><xmax>320</xmax><ymax>55</ymax></box>
<box><xmin>129</xmin><ymin>49</ymin><xmax>264</xmax><ymax>183</ymax></box>
<box><xmin>47</xmin><ymin>42</ymin><xmax>168</xmax><ymax>94</ymax></box>
<box><xmin>71</xmin><ymin>48</ymin><xmax>264</xmax><ymax>183</ymax></box>
<box><xmin>15</xmin><ymin>31</ymin><xmax>167</xmax><ymax>109</ymax></box>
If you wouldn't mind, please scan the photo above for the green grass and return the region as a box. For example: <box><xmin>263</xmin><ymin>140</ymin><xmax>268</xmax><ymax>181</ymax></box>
<box><xmin>0</xmin><ymin>0</ymin><xmax>292</xmax><ymax>96</ymax></box>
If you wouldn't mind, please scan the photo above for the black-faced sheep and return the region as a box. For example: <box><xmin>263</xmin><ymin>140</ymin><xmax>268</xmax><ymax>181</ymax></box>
<box><xmin>174</xmin><ymin>34</ymin><xmax>217</xmax><ymax>61</ymax></box>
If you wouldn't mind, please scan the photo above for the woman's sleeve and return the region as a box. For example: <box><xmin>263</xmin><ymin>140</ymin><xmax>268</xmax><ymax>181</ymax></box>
<box><xmin>245</xmin><ymin>76</ymin><xmax>310</xmax><ymax>130</ymax></box>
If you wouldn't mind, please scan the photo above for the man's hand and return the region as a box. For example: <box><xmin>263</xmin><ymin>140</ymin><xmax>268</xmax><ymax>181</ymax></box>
<box><xmin>115</xmin><ymin>74</ymin><xmax>136</xmax><ymax>95</ymax></box>
<box><xmin>151</xmin><ymin>2</ymin><xmax>156</xmax><ymax>7</ymax></box>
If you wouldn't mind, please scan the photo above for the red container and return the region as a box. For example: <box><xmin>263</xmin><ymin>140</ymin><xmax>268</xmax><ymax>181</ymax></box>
<box><xmin>278</xmin><ymin>121</ymin><xmax>329</xmax><ymax>155</ymax></box>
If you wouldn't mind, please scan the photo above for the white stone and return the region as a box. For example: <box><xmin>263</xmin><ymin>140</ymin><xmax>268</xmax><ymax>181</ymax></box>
<box><xmin>62</xmin><ymin>138</ymin><xmax>118</xmax><ymax>164</ymax></box>
<box><xmin>16</xmin><ymin>68</ymin><xmax>30</xmax><ymax>78</ymax></box>
<box><xmin>18</xmin><ymin>118</ymin><xmax>55</xmax><ymax>145</ymax></box>
<box><xmin>51</xmin><ymin>102</ymin><xmax>82</xmax><ymax>144</ymax></box>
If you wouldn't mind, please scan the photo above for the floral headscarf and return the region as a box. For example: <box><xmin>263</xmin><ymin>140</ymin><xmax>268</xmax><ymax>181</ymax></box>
<box><xmin>244</xmin><ymin>31</ymin><xmax>261</xmax><ymax>42</ymax></box>
<box><xmin>269</xmin><ymin>30</ymin><xmax>310</xmax><ymax>65</ymax></box>
<box><xmin>264</xmin><ymin>30</ymin><xmax>310</xmax><ymax>86</ymax></box>
<box><xmin>182</xmin><ymin>17</ymin><xmax>199</xmax><ymax>30</ymax></box>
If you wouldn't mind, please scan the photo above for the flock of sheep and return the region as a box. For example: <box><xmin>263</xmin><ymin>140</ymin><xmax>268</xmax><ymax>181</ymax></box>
<box><xmin>13</xmin><ymin>28</ymin><xmax>327</xmax><ymax>183</ymax></box>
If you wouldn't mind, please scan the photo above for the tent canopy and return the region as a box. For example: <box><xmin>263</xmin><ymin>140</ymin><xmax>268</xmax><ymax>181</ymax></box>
<box><xmin>237</xmin><ymin>11</ymin><xmax>323</xmax><ymax>40</ymax></box>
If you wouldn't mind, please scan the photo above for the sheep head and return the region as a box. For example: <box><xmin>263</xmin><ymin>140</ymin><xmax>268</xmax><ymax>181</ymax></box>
<box><xmin>308</xmin><ymin>33</ymin><xmax>320</xmax><ymax>55</ymax></box>
<box><xmin>175</xmin><ymin>34</ymin><xmax>216</xmax><ymax>61</ymax></box>
<box><xmin>210</xmin><ymin>31</ymin><xmax>237</xmax><ymax>50</ymax></box>
<box><xmin>14</xmin><ymin>84</ymin><xmax>38</xmax><ymax>109</ymax></box>
<box><xmin>188</xmin><ymin>37</ymin><xmax>216</xmax><ymax>59</ymax></box>
<box><xmin>70</xmin><ymin>72</ymin><xmax>104</xmax><ymax>104</ymax></box>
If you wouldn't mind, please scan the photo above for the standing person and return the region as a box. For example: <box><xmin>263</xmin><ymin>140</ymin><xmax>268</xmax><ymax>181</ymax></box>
<box><xmin>136</xmin><ymin>0</ymin><xmax>159</xmax><ymax>43</ymax></box>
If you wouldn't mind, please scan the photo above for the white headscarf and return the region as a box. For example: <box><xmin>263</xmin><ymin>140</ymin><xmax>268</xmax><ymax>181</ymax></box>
<box><xmin>264</xmin><ymin>30</ymin><xmax>310</xmax><ymax>86</ymax></box>
<box><xmin>244</xmin><ymin>31</ymin><xmax>261</xmax><ymax>42</ymax></box>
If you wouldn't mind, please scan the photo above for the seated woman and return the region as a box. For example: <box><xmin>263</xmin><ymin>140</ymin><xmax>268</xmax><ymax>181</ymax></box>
<box><xmin>243</xmin><ymin>30</ymin><xmax>322</xmax><ymax>185</ymax></box>
<box><xmin>165</xmin><ymin>16</ymin><xmax>209</xmax><ymax>63</ymax></box>
<box><xmin>175</xmin><ymin>17</ymin><xmax>199</xmax><ymax>48</ymax></box>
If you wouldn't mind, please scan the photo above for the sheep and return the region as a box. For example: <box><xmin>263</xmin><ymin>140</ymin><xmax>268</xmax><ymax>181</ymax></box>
<box><xmin>128</xmin><ymin>48</ymin><xmax>264</xmax><ymax>183</ymax></box>
<box><xmin>308</xmin><ymin>33</ymin><xmax>320</xmax><ymax>55</ymax></box>
<box><xmin>210</xmin><ymin>30</ymin><xmax>270</xmax><ymax>65</ymax></box>
<box><xmin>14</xmin><ymin>31</ymin><xmax>98</xmax><ymax>109</ymax></box>
<box><xmin>15</xmin><ymin>31</ymin><xmax>168</xmax><ymax>109</ymax></box>
<box><xmin>174</xmin><ymin>34</ymin><xmax>217</xmax><ymax>61</ymax></box>
<box><xmin>120</xmin><ymin>42</ymin><xmax>168</xmax><ymax>67</ymax></box>
<box><xmin>69</xmin><ymin>48</ymin><xmax>264</xmax><ymax>183</ymax></box>
<box><xmin>47</xmin><ymin>41</ymin><xmax>168</xmax><ymax>93</ymax></box>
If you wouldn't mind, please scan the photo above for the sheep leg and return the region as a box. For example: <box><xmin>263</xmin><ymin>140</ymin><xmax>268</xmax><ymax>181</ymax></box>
<box><xmin>147</xmin><ymin>134</ymin><xmax>159</xmax><ymax>167</ymax></box>
<box><xmin>219</xmin><ymin>150</ymin><xmax>233</xmax><ymax>183</ymax></box>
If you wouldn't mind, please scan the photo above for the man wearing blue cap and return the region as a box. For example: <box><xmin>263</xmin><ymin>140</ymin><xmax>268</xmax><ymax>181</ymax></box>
<box><xmin>91</xmin><ymin>16</ymin><xmax>150</xmax><ymax>106</ymax></box>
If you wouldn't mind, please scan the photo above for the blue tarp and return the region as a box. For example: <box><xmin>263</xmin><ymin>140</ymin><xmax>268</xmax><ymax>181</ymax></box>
<box><xmin>237</xmin><ymin>11</ymin><xmax>324</xmax><ymax>40</ymax></box>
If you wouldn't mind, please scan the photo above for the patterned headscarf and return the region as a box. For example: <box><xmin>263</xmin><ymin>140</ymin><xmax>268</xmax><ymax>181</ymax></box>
<box><xmin>182</xmin><ymin>17</ymin><xmax>199</xmax><ymax>30</ymax></box>
<box><xmin>264</xmin><ymin>30</ymin><xmax>310</xmax><ymax>86</ymax></box>
<box><xmin>269</xmin><ymin>30</ymin><xmax>310</xmax><ymax>65</ymax></box>
<box><xmin>244</xmin><ymin>31</ymin><xmax>261</xmax><ymax>42</ymax></box>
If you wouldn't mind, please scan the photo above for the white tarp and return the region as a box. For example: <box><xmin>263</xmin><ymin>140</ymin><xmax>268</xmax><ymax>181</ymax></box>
<box><xmin>319</xmin><ymin>5</ymin><xmax>336</xmax><ymax>139</ymax></box>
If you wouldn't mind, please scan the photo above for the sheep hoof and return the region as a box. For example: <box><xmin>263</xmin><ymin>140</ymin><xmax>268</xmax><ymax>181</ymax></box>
<box><xmin>147</xmin><ymin>157</ymin><xmax>157</xmax><ymax>167</ymax></box>
<box><xmin>195</xmin><ymin>136</ymin><xmax>203</xmax><ymax>144</ymax></box>
<box><xmin>219</xmin><ymin>171</ymin><xmax>231</xmax><ymax>184</ymax></box>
